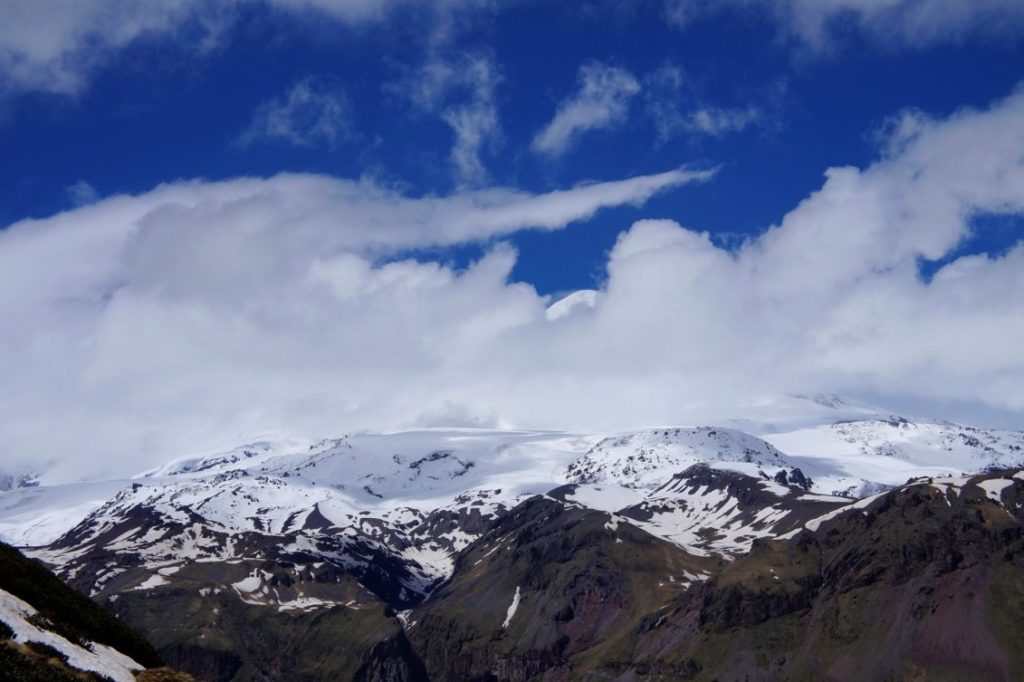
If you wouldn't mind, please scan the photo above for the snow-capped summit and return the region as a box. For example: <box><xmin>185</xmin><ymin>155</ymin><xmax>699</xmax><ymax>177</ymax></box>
<box><xmin>545</xmin><ymin>289</ymin><xmax>598</xmax><ymax>320</ymax></box>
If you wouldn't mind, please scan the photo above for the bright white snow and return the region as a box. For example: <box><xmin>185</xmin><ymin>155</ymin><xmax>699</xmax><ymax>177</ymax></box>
<box><xmin>1</xmin><ymin>408</ymin><xmax>1021</xmax><ymax>601</ymax></box>
<box><xmin>0</xmin><ymin>587</ymin><xmax>144</xmax><ymax>682</ymax></box>
<box><xmin>501</xmin><ymin>586</ymin><xmax>521</xmax><ymax>629</ymax></box>
<box><xmin>133</xmin><ymin>574</ymin><xmax>169</xmax><ymax>591</ymax></box>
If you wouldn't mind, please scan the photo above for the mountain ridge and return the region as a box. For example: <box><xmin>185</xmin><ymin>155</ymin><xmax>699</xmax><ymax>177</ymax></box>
<box><xmin>3</xmin><ymin>408</ymin><xmax>1024</xmax><ymax>680</ymax></box>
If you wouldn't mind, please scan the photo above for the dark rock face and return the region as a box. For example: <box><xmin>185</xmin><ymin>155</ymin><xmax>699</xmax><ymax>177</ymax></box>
<box><xmin>161</xmin><ymin>642</ymin><xmax>242</xmax><ymax>682</ymax></box>
<box><xmin>386</xmin><ymin>472</ymin><xmax>1024</xmax><ymax>681</ymax></box>
<box><xmin>404</xmin><ymin>497</ymin><xmax>715</xmax><ymax>681</ymax></box>
<box><xmin>0</xmin><ymin>471</ymin><xmax>38</xmax><ymax>491</ymax></box>
<box><xmin>774</xmin><ymin>467</ymin><xmax>811</xmax><ymax>491</ymax></box>
<box><xmin>354</xmin><ymin>633</ymin><xmax>430</xmax><ymax>682</ymax></box>
<box><xmin>607</xmin><ymin>471</ymin><xmax>1024</xmax><ymax>681</ymax></box>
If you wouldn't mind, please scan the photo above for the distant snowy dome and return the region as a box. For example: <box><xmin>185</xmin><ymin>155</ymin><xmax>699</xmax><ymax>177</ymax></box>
<box><xmin>545</xmin><ymin>289</ymin><xmax>599</xmax><ymax>321</ymax></box>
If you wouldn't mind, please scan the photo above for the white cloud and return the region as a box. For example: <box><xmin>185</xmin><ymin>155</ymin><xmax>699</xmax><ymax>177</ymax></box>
<box><xmin>782</xmin><ymin>0</ymin><xmax>1024</xmax><ymax>49</ymax></box>
<box><xmin>3</xmin><ymin>86</ymin><xmax>1024</xmax><ymax>483</ymax></box>
<box><xmin>443</xmin><ymin>100</ymin><xmax>500</xmax><ymax>186</ymax></box>
<box><xmin>0</xmin><ymin>167</ymin><xmax>705</xmax><ymax>480</ymax></box>
<box><xmin>532</xmin><ymin>62</ymin><xmax>641</xmax><ymax>157</ymax></box>
<box><xmin>0</xmin><ymin>0</ymin><xmax>486</xmax><ymax>96</ymax></box>
<box><xmin>395</xmin><ymin>52</ymin><xmax>502</xmax><ymax>186</ymax></box>
<box><xmin>643</xmin><ymin>64</ymin><xmax>769</xmax><ymax>143</ymax></box>
<box><xmin>238</xmin><ymin>77</ymin><xmax>352</xmax><ymax>149</ymax></box>
<box><xmin>5</xmin><ymin>0</ymin><xmax>1023</xmax><ymax>98</ymax></box>
<box><xmin>679</xmin><ymin>107</ymin><xmax>761</xmax><ymax>136</ymax></box>
<box><xmin>66</xmin><ymin>180</ymin><xmax>99</xmax><ymax>207</ymax></box>
<box><xmin>665</xmin><ymin>0</ymin><xmax>1024</xmax><ymax>50</ymax></box>
<box><xmin>0</xmin><ymin>0</ymin><xmax>230</xmax><ymax>95</ymax></box>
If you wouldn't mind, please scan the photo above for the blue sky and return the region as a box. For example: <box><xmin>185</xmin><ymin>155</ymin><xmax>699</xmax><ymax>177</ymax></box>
<box><xmin>2</xmin><ymin>0</ymin><xmax>1024</xmax><ymax>479</ymax></box>
<box><xmin>5</xmin><ymin>1</ymin><xmax>1022</xmax><ymax>293</ymax></box>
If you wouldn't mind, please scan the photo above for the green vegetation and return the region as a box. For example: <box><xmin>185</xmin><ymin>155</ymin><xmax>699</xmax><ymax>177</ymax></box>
<box><xmin>0</xmin><ymin>542</ymin><xmax>162</xmax><ymax>668</ymax></box>
<box><xmin>107</xmin><ymin>564</ymin><xmax>411</xmax><ymax>682</ymax></box>
<box><xmin>0</xmin><ymin>640</ymin><xmax>113</xmax><ymax>682</ymax></box>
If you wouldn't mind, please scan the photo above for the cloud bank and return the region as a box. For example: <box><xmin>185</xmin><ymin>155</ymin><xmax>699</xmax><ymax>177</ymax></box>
<box><xmin>2</xmin><ymin>88</ymin><xmax>1024</xmax><ymax>482</ymax></box>
<box><xmin>0</xmin><ymin>168</ymin><xmax>705</xmax><ymax>480</ymax></box>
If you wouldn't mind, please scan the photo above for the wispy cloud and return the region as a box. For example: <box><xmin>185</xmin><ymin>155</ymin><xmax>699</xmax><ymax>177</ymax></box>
<box><xmin>393</xmin><ymin>51</ymin><xmax>502</xmax><ymax>187</ymax></box>
<box><xmin>531</xmin><ymin>62</ymin><xmax>641</xmax><ymax>157</ymax></box>
<box><xmin>0</xmin><ymin>1</ymin><xmax>232</xmax><ymax>95</ymax></box>
<box><xmin>665</xmin><ymin>0</ymin><xmax>1024</xmax><ymax>51</ymax></box>
<box><xmin>643</xmin><ymin>64</ymin><xmax>767</xmax><ymax>142</ymax></box>
<box><xmin>66</xmin><ymin>180</ymin><xmax>99</xmax><ymax>207</ymax></box>
<box><xmin>237</xmin><ymin>77</ymin><xmax>352</xmax><ymax>149</ymax></box>
<box><xmin>682</xmin><ymin>107</ymin><xmax>761</xmax><ymax>136</ymax></box>
<box><xmin>0</xmin><ymin>0</ymin><xmax>489</xmax><ymax>97</ymax></box>
<box><xmin>4</xmin><ymin>0</ymin><xmax>1024</xmax><ymax>98</ymax></box>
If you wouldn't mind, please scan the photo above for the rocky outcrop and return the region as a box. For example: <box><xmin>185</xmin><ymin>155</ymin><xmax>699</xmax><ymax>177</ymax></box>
<box><xmin>405</xmin><ymin>497</ymin><xmax>715</xmax><ymax>681</ymax></box>
<box><xmin>606</xmin><ymin>470</ymin><xmax>1024</xmax><ymax>681</ymax></box>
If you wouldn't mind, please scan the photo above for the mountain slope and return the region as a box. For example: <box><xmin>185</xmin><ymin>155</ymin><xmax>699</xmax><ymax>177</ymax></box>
<box><xmin>0</xmin><ymin>541</ymin><xmax>189</xmax><ymax>682</ymax></box>
<box><xmin>587</xmin><ymin>469</ymin><xmax>1024</xmax><ymax>681</ymax></box>
<box><xmin>613</xmin><ymin>463</ymin><xmax>848</xmax><ymax>557</ymax></box>
<box><xmin>4</xmin><ymin>414</ymin><xmax>1024</xmax><ymax>681</ymax></box>
<box><xmin>404</xmin><ymin>495</ymin><xmax>716</xmax><ymax>681</ymax></box>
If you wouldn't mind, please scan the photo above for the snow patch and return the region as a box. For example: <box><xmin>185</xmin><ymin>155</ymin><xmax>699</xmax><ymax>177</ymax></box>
<box><xmin>501</xmin><ymin>586</ymin><xmax>521</xmax><ymax>629</ymax></box>
<box><xmin>978</xmin><ymin>477</ymin><xmax>1014</xmax><ymax>503</ymax></box>
<box><xmin>545</xmin><ymin>290</ymin><xmax>598</xmax><ymax>321</ymax></box>
<box><xmin>133</xmin><ymin>574</ymin><xmax>169</xmax><ymax>591</ymax></box>
<box><xmin>277</xmin><ymin>597</ymin><xmax>338</xmax><ymax>612</ymax></box>
<box><xmin>232</xmin><ymin>574</ymin><xmax>262</xmax><ymax>594</ymax></box>
<box><xmin>0</xmin><ymin>587</ymin><xmax>144</xmax><ymax>682</ymax></box>
<box><xmin>803</xmin><ymin>490</ymin><xmax>889</xmax><ymax>532</ymax></box>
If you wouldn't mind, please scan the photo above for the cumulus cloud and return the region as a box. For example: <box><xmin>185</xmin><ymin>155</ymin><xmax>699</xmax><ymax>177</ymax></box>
<box><xmin>532</xmin><ymin>62</ymin><xmax>641</xmax><ymax>157</ymax></box>
<box><xmin>237</xmin><ymin>77</ymin><xmax>352</xmax><ymax>149</ymax></box>
<box><xmin>665</xmin><ymin>0</ymin><xmax>1024</xmax><ymax>50</ymax></box>
<box><xmin>393</xmin><ymin>52</ymin><xmax>502</xmax><ymax>186</ymax></box>
<box><xmin>3</xmin><ymin>87</ymin><xmax>1024</xmax><ymax>483</ymax></box>
<box><xmin>0</xmin><ymin>167</ymin><xmax>705</xmax><ymax>481</ymax></box>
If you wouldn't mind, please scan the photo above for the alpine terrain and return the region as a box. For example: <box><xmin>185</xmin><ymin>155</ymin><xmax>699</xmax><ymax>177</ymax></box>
<box><xmin>2</xmin><ymin>396</ymin><xmax>1024</xmax><ymax>680</ymax></box>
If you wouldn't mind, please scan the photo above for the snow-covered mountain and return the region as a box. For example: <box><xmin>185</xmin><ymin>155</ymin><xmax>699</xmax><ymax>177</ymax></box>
<box><xmin>3</xmin><ymin>411</ymin><xmax>1020</xmax><ymax>589</ymax></box>
<box><xmin>2</xmin><ymin>403</ymin><xmax>1024</xmax><ymax>680</ymax></box>
<box><xmin>765</xmin><ymin>416</ymin><xmax>1024</xmax><ymax>496</ymax></box>
<box><xmin>23</xmin><ymin>427</ymin><xmax>820</xmax><ymax>605</ymax></box>
<box><xmin>564</xmin><ymin>426</ymin><xmax>800</xmax><ymax>487</ymax></box>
